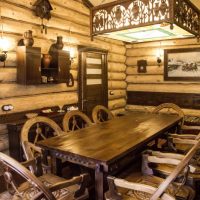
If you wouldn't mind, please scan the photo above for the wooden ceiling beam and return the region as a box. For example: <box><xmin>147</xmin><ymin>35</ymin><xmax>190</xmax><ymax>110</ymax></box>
<box><xmin>82</xmin><ymin>0</ymin><xmax>94</xmax><ymax>8</ymax></box>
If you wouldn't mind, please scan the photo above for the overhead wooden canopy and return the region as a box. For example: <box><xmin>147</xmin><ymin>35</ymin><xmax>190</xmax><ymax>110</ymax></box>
<box><xmin>87</xmin><ymin>0</ymin><xmax>200</xmax><ymax>42</ymax></box>
<box><xmin>85</xmin><ymin>0</ymin><xmax>200</xmax><ymax>8</ymax></box>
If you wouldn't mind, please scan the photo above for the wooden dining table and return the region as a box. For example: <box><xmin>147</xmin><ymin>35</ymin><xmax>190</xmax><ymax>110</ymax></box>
<box><xmin>37</xmin><ymin>111</ymin><xmax>182</xmax><ymax>200</ymax></box>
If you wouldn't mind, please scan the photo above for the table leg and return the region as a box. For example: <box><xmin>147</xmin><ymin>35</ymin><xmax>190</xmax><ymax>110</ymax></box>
<box><xmin>95</xmin><ymin>164</ymin><xmax>104</xmax><ymax>200</ymax></box>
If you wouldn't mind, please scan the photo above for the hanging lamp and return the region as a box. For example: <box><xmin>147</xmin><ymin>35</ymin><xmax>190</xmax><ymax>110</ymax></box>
<box><xmin>91</xmin><ymin>0</ymin><xmax>200</xmax><ymax>42</ymax></box>
<box><xmin>0</xmin><ymin>7</ymin><xmax>10</xmax><ymax>67</ymax></box>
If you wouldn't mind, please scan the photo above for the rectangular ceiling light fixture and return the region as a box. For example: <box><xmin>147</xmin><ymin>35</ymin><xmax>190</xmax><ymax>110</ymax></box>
<box><xmin>91</xmin><ymin>0</ymin><xmax>200</xmax><ymax>42</ymax></box>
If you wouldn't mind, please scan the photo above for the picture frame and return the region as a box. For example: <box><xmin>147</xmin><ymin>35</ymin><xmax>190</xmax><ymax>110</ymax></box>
<box><xmin>164</xmin><ymin>48</ymin><xmax>200</xmax><ymax>81</ymax></box>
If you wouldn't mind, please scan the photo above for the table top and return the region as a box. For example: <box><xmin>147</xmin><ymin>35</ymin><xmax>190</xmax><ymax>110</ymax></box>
<box><xmin>38</xmin><ymin>112</ymin><xmax>181</xmax><ymax>164</ymax></box>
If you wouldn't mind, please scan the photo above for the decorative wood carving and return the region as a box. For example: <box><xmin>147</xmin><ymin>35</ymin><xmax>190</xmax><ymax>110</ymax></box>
<box><xmin>34</xmin><ymin>0</ymin><xmax>53</xmax><ymax>20</ymax></box>
<box><xmin>91</xmin><ymin>0</ymin><xmax>200</xmax><ymax>38</ymax></box>
<box><xmin>92</xmin><ymin>105</ymin><xmax>114</xmax><ymax>123</ymax></box>
<box><xmin>34</xmin><ymin>0</ymin><xmax>53</xmax><ymax>34</ymax></box>
<box><xmin>62</xmin><ymin>110</ymin><xmax>93</xmax><ymax>132</ymax></box>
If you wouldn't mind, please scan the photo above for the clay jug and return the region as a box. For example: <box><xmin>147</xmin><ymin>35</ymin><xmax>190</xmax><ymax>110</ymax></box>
<box><xmin>42</xmin><ymin>54</ymin><xmax>52</xmax><ymax>68</ymax></box>
<box><xmin>23</xmin><ymin>30</ymin><xmax>34</xmax><ymax>47</ymax></box>
<box><xmin>55</xmin><ymin>36</ymin><xmax>64</xmax><ymax>50</ymax></box>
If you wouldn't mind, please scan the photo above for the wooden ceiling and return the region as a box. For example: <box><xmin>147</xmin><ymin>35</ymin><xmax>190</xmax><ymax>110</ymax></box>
<box><xmin>88</xmin><ymin>0</ymin><xmax>200</xmax><ymax>8</ymax></box>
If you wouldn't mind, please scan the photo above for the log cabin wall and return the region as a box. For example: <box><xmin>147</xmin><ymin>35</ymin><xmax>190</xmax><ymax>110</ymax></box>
<box><xmin>126</xmin><ymin>39</ymin><xmax>200</xmax><ymax>117</ymax></box>
<box><xmin>0</xmin><ymin>0</ymin><xmax>127</xmax><ymax>154</ymax></box>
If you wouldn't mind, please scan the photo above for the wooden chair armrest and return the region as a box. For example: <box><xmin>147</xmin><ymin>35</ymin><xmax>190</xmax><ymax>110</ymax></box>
<box><xmin>148</xmin><ymin>154</ymin><xmax>200</xmax><ymax>173</ymax></box>
<box><xmin>21</xmin><ymin>158</ymin><xmax>38</xmax><ymax>168</ymax></box>
<box><xmin>182</xmin><ymin>125</ymin><xmax>200</xmax><ymax>131</ymax></box>
<box><xmin>49</xmin><ymin>173</ymin><xmax>89</xmax><ymax>198</ymax></box>
<box><xmin>150</xmin><ymin>138</ymin><xmax>200</xmax><ymax>200</ymax></box>
<box><xmin>41</xmin><ymin>163</ymin><xmax>51</xmax><ymax>172</ymax></box>
<box><xmin>49</xmin><ymin>176</ymin><xmax>82</xmax><ymax>192</ymax></box>
<box><xmin>151</xmin><ymin>151</ymin><xmax>184</xmax><ymax>160</ymax></box>
<box><xmin>168</xmin><ymin>137</ymin><xmax>198</xmax><ymax>145</ymax></box>
<box><xmin>21</xmin><ymin>155</ymin><xmax>44</xmax><ymax>176</ymax></box>
<box><xmin>189</xmin><ymin>164</ymin><xmax>200</xmax><ymax>173</ymax></box>
<box><xmin>169</xmin><ymin>134</ymin><xmax>197</xmax><ymax>140</ymax></box>
<box><xmin>106</xmin><ymin>176</ymin><xmax>175</xmax><ymax>200</ymax></box>
<box><xmin>148</xmin><ymin>155</ymin><xmax>199</xmax><ymax>174</ymax></box>
<box><xmin>151</xmin><ymin>151</ymin><xmax>200</xmax><ymax>173</ymax></box>
<box><xmin>147</xmin><ymin>156</ymin><xmax>180</xmax><ymax>166</ymax></box>
<box><xmin>25</xmin><ymin>141</ymin><xmax>43</xmax><ymax>154</ymax></box>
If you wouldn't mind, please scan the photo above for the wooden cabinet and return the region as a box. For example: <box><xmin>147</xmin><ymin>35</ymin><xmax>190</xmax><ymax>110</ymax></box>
<box><xmin>17</xmin><ymin>46</ymin><xmax>41</xmax><ymax>85</ymax></box>
<box><xmin>17</xmin><ymin>47</ymin><xmax>70</xmax><ymax>85</ymax></box>
<box><xmin>49</xmin><ymin>50</ymin><xmax>70</xmax><ymax>83</ymax></box>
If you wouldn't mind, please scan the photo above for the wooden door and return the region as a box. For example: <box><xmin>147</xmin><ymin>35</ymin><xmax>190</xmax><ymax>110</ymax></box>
<box><xmin>78</xmin><ymin>47</ymin><xmax>108</xmax><ymax>116</ymax></box>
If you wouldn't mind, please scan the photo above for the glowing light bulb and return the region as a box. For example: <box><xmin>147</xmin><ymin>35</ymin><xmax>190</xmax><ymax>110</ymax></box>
<box><xmin>0</xmin><ymin>37</ymin><xmax>10</xmax><ymax>51</ymax></box>
<box><xmin>70</xmin><ymin>48</ymin><xmax>75</xmax><ymax>59</ymax></box>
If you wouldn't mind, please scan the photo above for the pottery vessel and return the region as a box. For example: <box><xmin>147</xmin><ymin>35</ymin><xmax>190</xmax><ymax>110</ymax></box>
<box><xmin>42</xmin><ymin>54</ymin><xmax>52</xmax><ymax>68</ymax></box>
<box><xmin>23</xmin><ymin>30</ymin><xmax>34</xmax><ymax>47</ymax></box>
<box><xmin>55</xmin><ymin>36</ymin><xmax>64</xmax><ymax>50</ymax></box>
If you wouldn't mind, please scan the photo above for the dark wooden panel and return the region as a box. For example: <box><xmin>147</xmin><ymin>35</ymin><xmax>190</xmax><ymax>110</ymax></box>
<box><xmin>86</xmin><ymin>64</ymin><xmax>102</xmax><ymax>69</ymax></box>
<box><xmin>17</xmin><ymin>46</ymin><xmax>41</xmax><ymax>85</ymax></box>
<box><xmin>49</xmin><ymin>50</ymin><xmax>70</xmax><ymax>83</ymax></box>
<box><xmin>127</xmin><ymin>91</ymin><xmax>200</xmax><ymax>109</ymax></box>
<box><xmin>78</xmin><ymin>46</ymin><xmax>108</xmax><ymax>116</ymax></box>
<box><xmin>87</xmin><ymin>74</ymin><xmax>102</xmax><ymax>79</ymax></box>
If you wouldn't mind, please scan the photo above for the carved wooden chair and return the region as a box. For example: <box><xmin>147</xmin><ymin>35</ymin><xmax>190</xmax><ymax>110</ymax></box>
<box><xmin>152</xmin><ymin>103</ymin><xmax>200</xmax><ymax>133</ymax></box>
<box><xmin>167</xmin><ymin>132</ymin><xmax>200</xmax><ymax>154</ymax></box>
<box><xmin>0</xmin><ymin>152</ymin><xmax>89</xmax><ymax>200</ymax></box>
<box><xmin>142</xmin><ymin>145</ymin><xmax>200</xmax><ymax>190</ymax></box>
<box><xmin>105</xmin><ymin>176</ymin><xmax>175</xmax><ymax>200</ymax></box>
<box><xmin>105</xmin><ymin>138</ymin><xmax>200</xmax><ymax>200</ymax></box>
<box><xmin>92</xmin><ymin>105</ymin><xmax>114</xmax><ymax>124</ymax></box>
<box><xmin>21</xmin><ymin>116</ymin><xmax>63</xmax><ymax>161</ymax></box>
<box><xmin>62</xmin><ymin>110</ymin><xmax>93</xmax><ymax>132</ymax></box>
<box><xmin>152</xmin><ymin>103</ymin><xmax>200</xmax><ymax>151</ymax></box>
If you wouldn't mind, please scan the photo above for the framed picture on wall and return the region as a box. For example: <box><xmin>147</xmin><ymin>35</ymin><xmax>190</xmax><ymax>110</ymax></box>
<box><xmin>164</xmin><ymin>48</ymin><xmax>200</xmax><ymax>81</ymax></box>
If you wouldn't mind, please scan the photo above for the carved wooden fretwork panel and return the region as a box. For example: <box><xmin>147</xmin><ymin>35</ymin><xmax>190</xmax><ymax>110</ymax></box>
<box><xmin>91</xmin><ymin>0</ymin><xmax>200</xmax><ymax>37</ymax></box>
<box><xmin>174</xmin><ymin>0</ymin><xmax>199</xmax><ymax>36</ymax></box>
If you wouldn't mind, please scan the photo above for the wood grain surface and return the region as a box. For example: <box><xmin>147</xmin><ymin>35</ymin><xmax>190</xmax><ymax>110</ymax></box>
<box><xmin>38</xmin><ymin>112</ymin><xmax>181</xmax><ymax>164</ymax></box>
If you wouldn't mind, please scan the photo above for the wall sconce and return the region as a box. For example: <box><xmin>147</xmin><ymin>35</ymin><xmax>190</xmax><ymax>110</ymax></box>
<box><xmin>63</xmin><ymin>46</ymin><xmax>76</xmax><ymax>63</ymax></box>
<box><xmin>0</xmin><ymin>23</ymin><xmax>10</xmax><ymax>67</ymax></box>
<box><xmin>157</xmin><ymin>57</ymin><xmax>162</xmax><ymax>66</ymax></box>
<box><xmin>0</xmin><ymin>50</ymin><xmax>7</xmax><ymax>63</ymax></box>
<box><xmin>137</xmin><ymin>59</ymin><xmax>147</xmax><ymax>73</ymax></box>
<box><xmin>63</xmin><ymin>46</ymin><xmax>75</xmax><ymax>87</ymax></box>
<box><xmin>156</xmin><ymin>42</ymin><xmax>163</xmax><ymax>66</ymax></box>
<box><xmin>69</xmin><ymin>47</ymin><xmax>76</xmax><ymax>63</ymax></box>
<box><xmin>0</xmin><ymin>38</ymin><xmax>9</xmax><ymax>67</ymax></box>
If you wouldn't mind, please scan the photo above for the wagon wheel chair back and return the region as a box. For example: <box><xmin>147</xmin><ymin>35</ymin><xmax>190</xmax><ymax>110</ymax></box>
<box><xmin>62</xmin><ymin>110</ymin><xmax>93</xmax><ymax>132</ymax></box>
<box><xmin>92</xmin><ymin>105</ymin><xmax>114</xmax><ymax>124</ymax></box>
